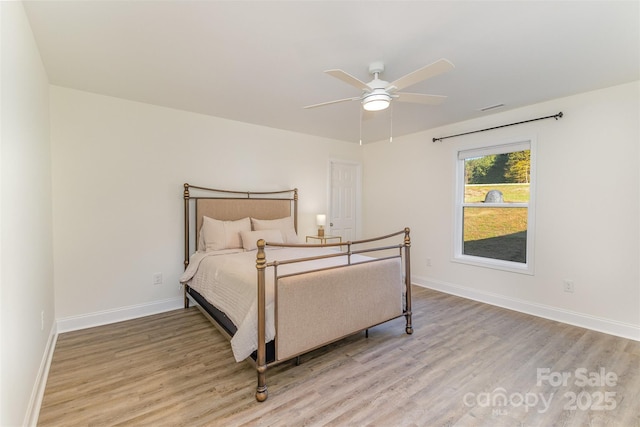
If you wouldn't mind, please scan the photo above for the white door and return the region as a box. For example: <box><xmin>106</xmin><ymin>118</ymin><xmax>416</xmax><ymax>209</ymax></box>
<box><xmin>329</xmin><ymin>161</ymin><xmax>360</xmax><ymax>242</ymax></box>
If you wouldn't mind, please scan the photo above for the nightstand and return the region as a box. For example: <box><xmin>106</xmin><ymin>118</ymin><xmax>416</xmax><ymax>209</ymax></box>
<box><xmin>306</xmin><ymin>235</ymin><xmax>342</xmax><ymax>244</ymax></box>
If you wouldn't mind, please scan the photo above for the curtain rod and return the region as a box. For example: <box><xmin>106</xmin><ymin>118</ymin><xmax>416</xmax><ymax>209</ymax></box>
<box><xmin>432</xmin><ymin>112</ymin><xmax>563</xmax><ymax>143</ymax></box>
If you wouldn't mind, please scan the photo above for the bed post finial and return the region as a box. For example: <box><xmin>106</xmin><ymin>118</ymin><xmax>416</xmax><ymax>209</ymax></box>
<box><xmin>256</xmin><ymin>239</ymin><xmax>268</xmax><ymax>402</ymax></box>
<box><xmin>184</xmin><ymin>183</ymin><xmax>190</xmax><ymax>199</ymax></box>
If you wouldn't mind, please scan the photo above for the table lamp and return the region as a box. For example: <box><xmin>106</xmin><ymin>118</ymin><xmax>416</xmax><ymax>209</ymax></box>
<box><xmin>316</xmin><ymin>214</ymin><xmax>326</xmax><ymax>237</ymax></box>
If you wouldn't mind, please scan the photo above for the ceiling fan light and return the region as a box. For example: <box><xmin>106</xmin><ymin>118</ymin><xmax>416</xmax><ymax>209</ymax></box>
<box><xmin>362</xmin><ymin>92</ymin><xmax>391</xmax><ymax>111</ymax></box>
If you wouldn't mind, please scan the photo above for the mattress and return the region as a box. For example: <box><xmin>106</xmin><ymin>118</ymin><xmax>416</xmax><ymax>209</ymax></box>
<box><xmin>180</xmin><ymin>247</ymin><xmax>373</xmax><ymax>362</ymax></box>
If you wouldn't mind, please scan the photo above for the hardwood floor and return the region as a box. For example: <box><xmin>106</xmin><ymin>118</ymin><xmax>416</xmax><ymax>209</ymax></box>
<box><xmin>39</xmin><ymin>287</ymin><xmax>640</xmax><ymax>426</ymax></box>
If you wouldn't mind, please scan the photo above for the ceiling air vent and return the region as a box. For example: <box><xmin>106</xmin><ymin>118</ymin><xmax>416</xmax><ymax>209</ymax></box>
<box><xmin>479</xmin><ymin>103</ymin><xmax>505</xmax><ymax>112</ymax></box>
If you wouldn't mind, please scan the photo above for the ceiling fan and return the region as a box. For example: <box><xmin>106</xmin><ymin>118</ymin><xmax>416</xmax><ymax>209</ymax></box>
<box><xmin>304</xmin><ymin>59</ymin><xmax>454</xmax><ymax>112</ymax></box>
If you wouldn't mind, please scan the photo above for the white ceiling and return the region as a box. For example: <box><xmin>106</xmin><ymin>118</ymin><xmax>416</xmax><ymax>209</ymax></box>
<box><xmin>24</xmin><ymin>1</ymin><xmax>639</xmax><ymax>144</ymax></box>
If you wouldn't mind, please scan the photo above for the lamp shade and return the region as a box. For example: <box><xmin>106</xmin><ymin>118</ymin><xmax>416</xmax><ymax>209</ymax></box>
<box><xmin>316</xmin><ymin>214</ymin><xmax>326</xmax><ymax>226</ymax></box>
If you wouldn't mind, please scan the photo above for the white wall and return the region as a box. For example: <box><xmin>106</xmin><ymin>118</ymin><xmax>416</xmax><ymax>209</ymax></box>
<box><xmin>0</xmin><ymin>2</ymin><xmax>55</xmax><ymax>426</ymax></box>
<box><xmin>50</xmin><ymin>86</ymin><xmax>363</xmax><ymax>323</ymax></box>
<box><xmin>363</xmin><ymin>81</ymin><xmax>640</xmax><ymax>339</ymax></box>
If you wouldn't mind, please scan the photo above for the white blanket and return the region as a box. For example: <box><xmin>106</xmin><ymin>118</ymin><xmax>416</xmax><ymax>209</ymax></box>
<box><xmin>180</xmin><ymin>247</ymin><xmax>370</xmax><ymax>362</ymax></box>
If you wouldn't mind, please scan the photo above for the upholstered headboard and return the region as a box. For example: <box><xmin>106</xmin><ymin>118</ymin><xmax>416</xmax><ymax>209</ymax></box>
<box><xmin>183</xmin><ymin>183</ymin><xmax>298</xmax><ymax>267</ymax></box>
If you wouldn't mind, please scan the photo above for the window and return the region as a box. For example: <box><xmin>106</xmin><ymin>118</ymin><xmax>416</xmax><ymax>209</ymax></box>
<box><xmin>454</xmin><ymin>140</ymin><xmax>535</xmax><ymax>274</ymax></box>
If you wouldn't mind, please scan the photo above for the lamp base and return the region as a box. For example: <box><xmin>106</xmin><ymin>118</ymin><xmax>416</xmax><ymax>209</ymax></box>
<box><xmin>317</xmin><ymin>227</ymin><xmax>324</xmax><ymax>237</ymax></box>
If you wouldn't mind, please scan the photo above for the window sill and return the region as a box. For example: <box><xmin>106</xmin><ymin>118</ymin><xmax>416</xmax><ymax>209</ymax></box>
<box><xmin>452</xmin><ymin>254</ymin><xmax>534</xmax><ymax>275</ymax></box>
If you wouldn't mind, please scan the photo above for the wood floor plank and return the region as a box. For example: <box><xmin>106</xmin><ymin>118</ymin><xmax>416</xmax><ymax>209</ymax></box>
<box><xmin>38</xmin><ymin>287</ymin><xmax>640</xmax><ymax>426</ymax></box>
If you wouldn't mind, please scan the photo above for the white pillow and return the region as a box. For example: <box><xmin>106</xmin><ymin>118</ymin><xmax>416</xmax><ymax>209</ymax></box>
<box><xmin>201</xmin><ymin>216</ymin><xmax>251</xmax><ymax>251</ymax></box>
<box><xmin>197</xmin><ymin>227</ymin><xmax>205</xmax><ymax>252</ymax></box>
<box><xmin>251</xmin><ymin>216</ymin><xmax>299</xmax><ymax>243</ymax></box>
<box><xmin>240</xmin><ymin>229</ymin><xmax>284</xmax><ymax>251</ymax></box>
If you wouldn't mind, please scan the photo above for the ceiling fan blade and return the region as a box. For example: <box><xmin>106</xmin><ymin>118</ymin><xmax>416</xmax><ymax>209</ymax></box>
<box><xmin>303</xmin><ymin>97</ymin><xmax>360</xmax><ymax>109</ymax></box>
<box><xmin>325</xmin><ymin>69</ymin><xmax>370</xmax><ymax>91</ymax></box>
<box><xmin>395</xmin><ymin>92</ymin><xmax>447</xmax><ymax>105</ymax></box>
<box><xmin>388</xmin><ymin>59</ymin><xmax>454</xmax><ymax>91</ymax></box>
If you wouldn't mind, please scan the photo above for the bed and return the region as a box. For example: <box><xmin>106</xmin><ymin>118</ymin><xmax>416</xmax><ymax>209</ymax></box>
<box><xmin>180</xmin><ymin>183</ymin><xmax>413</xmax><ymax>401</ymax></box>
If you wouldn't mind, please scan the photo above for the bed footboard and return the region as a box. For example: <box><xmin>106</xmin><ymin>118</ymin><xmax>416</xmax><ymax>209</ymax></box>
<box><xmin>255</xmin><ymin>228</ymin><xmax>412</xmax><ymax>402</ymax></box>
<box><xmin>276</xmin><ymin>258</ymin><xmax>403</xmax><ymax>360</ymax></box>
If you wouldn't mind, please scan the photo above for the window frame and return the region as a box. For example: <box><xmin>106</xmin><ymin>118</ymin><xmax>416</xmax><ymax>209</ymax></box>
<box><xmin>453</xmin><ymin>138</ymin><xmax>537</xmax><ymax>275</ymax></box>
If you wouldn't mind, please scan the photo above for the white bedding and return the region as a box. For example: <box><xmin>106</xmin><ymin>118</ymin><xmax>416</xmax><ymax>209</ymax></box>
<box><xmin>180</xmin><ymin>247</ymin><xmax>372</xmax><ymax>362</ymax></box>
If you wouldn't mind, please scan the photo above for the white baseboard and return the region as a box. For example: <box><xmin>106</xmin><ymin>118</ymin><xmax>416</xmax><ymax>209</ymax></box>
<box><xmin>24</xmin><ymin>322</ymin><xmax>57</xmax><ymax>427</ymax></box>
<box><xmin>56</xmin><ymin>297</ymin><xmax>184</xmax><ymax>333</ymax></box>
<box><xmin>413</xmin><ymin>276</ymin><xmax>640</xmax><ymax>341</ymax></box>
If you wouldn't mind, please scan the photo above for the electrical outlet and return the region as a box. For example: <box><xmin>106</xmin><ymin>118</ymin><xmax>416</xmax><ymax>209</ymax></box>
<box><xmin>426</xmin><ymin>258</ymin><xmax>432</xmax><ymax>267</ymax></box>
<box><xmin>41</xmin><ymin>311</ymin><xmax>44</xmax><ymax>331</ymax></box>
<box><xmin>563</xmin><ymin>280</ymin><xmax>574</xmax><ymax>293</ymax></box>
<box><xmin>153</xmin><ymin>273</ymin><xmax>163</xmax><ymax>286</ymax></box>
